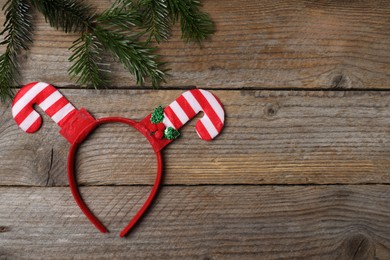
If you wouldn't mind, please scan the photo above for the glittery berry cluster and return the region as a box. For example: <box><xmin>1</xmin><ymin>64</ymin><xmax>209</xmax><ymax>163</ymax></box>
<box><xmin>150</xmin><ymin>106</ymin><xmax>180</xmax><ymax>140</ymax></box>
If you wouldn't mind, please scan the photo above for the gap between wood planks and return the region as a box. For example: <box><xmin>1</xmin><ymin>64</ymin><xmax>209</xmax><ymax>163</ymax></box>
<box><xmin>8</xmin><ymin>86</ymin><xmax>390</xmax><ymax>91</ymax></box>
<box><xmin>0</xmin><ymin>184</ymin><xmax>389</xmax><ymax>188</ymax></box>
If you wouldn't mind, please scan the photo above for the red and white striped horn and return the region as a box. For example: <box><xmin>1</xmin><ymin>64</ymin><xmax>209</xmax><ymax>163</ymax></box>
<box><xmin>162</xmin><ymin>89</ymin><xmax>224</xmax><ymax>141</ymax></box>
<box><xmin>12</xmin><ymin>82</ymin><xmax>77</xmax><ymax>133</ymax></box>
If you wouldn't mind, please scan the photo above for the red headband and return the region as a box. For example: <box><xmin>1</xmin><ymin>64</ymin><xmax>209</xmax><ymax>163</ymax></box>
<box><xmin>12</xmin><ymin>82</ymin><xmax>225</xmax><ymax>237</ymax></box>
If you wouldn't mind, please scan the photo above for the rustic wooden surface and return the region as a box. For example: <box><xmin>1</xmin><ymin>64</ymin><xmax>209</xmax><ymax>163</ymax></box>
<box><xmin>0</xmin><ymin>0</ymin><xmax>390</xmax><ymax>259</ymax></box>
<box><xmin>0</xmin><ymin>186</ymin><xmax>389</xmax><ymax>259</ymax></box>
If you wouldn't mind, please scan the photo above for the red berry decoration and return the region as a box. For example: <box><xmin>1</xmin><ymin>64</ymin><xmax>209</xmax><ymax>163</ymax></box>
<box><xmin>157</xmin><ymin>122</ymin><xmax>166</xmax><ymax>131</ymax></box>
<box><xmin>150</xmin><ymin>123</ymin><xmax>158</xmax><ymax>132</ymax></box>
<box><xmin>154</xmin><ymin>130</ymin><xmax>164</xmax><ymax>140</ymax></box>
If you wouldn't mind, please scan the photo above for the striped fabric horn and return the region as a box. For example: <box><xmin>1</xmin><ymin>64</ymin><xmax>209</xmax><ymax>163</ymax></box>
<box><xmin>12</xmin><ymin>82</ymin><xmax>96</xmax><ymax>144</ymax></box>
<box><xmin>162</xmin><ymin>89</ymin><xmax>225</xmax><ymax>141</ymax></box>
<box><xmin>12</xmin><ymin>82</ymin><xmax>77</xmax><ymax>133</ymax></box>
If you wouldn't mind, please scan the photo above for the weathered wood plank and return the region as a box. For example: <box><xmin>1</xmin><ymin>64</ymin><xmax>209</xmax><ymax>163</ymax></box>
<box><xmin>0</xmin><ymin>90</ymin><xmax>389</xmax><ymax>186</ymax></box>
<box><xmin>0</xmin><ymin>186</ymin><xmax>389</xmax><ymax>259</ymax></box>
<box><xmin>1</xmin><ymin>0</ymin><xmax>390</xmax><ymax>89</ymax></box>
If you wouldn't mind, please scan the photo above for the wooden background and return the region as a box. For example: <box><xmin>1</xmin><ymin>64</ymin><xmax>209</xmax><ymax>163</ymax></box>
<box><xmin>0</xmin><ymin>0</ymin><xmax>389</xmax><ymax>259</ymax></box>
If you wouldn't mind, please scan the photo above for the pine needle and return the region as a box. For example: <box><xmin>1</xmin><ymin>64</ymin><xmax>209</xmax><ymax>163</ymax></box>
<box><xmin>168</xmin><ymin>0</ymin><xmax>214</xmax><ymax>43</ymax></box>
<box><xmin>0</xmin><ymin>52</ymin><xmax>17</xmax><ymax>101</ymax></box>
<box><xmin>68</xmin><ymin>33</ymin><xmax>108</xmax><ymax>88</ymax></box>
<box><xmin>137</xmin><ymin>0</ymin><xmax>171</xmax><ymax>43</ymax></box>
<box><xmin>97</xmin><ymin>0</ymin><xmax>141</xmax><ymax>31</ymax></box>
<box><xmin>92</xmin><ymin>26</ymin><xmax>165</xmax><ymax>87</ymax></box>
<box><xmin>91</xmin><ymin>2</ymin><xmax>166</xmax><ymax>87</ymax></box>
<box><xmin>0</xmin><ymin>0</ymin><xmax>33</xmax><ymax>101</ymax></box>
<box><xmin>30</xmin><ymin>0</ymin><xmax>93</xmax><ymax>33</ymax></box>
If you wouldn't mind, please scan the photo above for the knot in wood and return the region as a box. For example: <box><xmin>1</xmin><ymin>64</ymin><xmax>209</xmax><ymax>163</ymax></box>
<box><xmin>264</xmin><ymin>103</ymin><xmax>279</xmax><ymax>118</ymax></box>
<box><xmin>0</xmin><ymin>226</ymin><xmax>10</xmax><ymax>233</ymax></box>
<box><xmin>337</xmin><ymin>233</ymin><xmax>375</xmax><ymax>260</ymax></box>
<box><xmin>330</xmin><ymin>74</ymin><xmax>351</xmax><ymax>89</ymax></box>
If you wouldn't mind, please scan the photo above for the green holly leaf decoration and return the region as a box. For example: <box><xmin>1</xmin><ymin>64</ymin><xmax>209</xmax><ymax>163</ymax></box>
<box><xmin>150</xmin><ymin>106</ymin><xmax>180</xmax><ymax>140</ymax></box>
<box><xmin>164</xmin><ymin>127</ymin><xmax>180</xmax><ymax>140</ymax></box>
<box><xmin>151</xmin><ymin>106</ymin><xmax>164</xmax><ymax>123</ymax></box>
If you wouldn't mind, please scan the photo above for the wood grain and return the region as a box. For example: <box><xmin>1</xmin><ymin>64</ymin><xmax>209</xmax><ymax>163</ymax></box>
<box><xmin>1</xmin><ymin>89</ymin><xmax>389</xmax><ymax>186</ymax></box>
<box><xmin>0</xmin><ymin>185</ymin><xmax>389</xmax><ymax>259</ymax></box>
<box><xmin>1</xmin><ymin>0</ymin><xmax>390</xmax><ymax>89</ymax></box>
<box><xmin>0</xmin><ymin>1</ymin><xmax>389</xmax><ymax>258</ymax></box>
<box><xmin>0</xmin><ymin>90</ymin><xmax>390</xmax><ymax>186</ymax></box>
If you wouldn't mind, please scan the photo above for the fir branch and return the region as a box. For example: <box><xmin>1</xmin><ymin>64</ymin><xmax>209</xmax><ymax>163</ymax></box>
<box><xmin>137</xmin><ymin>0</ymin><xmax>171</xmax><ymax>43</ymax></box>
<box><xmin>0</xmin><ymin>0</ymin><xmax>214</xmax><ymax>102</ymax></box>
<box><xmin>0</xmin><ymin>0</ymin><xmax>33</xmax><ymax>101</ymax></box>
<box><xmin>68</xmin><ymin>33</ymin><xmax>108</xmax><ymax>87</ymax></box>
<box><xmin>167</xmin><ymin>0</ymin><xmax>214</xmax><ymax>42</ymax></box>
<box><xmin>97</xmin><ymin>0</ymin><xmax>141</xmax><ymax>31</ymax></box>
<box><xmin>29</xmin><ymin>0</ymin><xmax>93</xmax><ymax>33</ymax></box>
<box><xmin>0</xmin><ymin>52</ymin><xmax>17</xmax><ymax>101</ymax></box>
<box><xmin>92</xmin><ymin>26</ymin><xmax>165</xmax><ymax>87</ymax></box>
<box><xmin>1</xmin><ymin>0</ymin><xmax>33</xmax><ymax>50</ymax></box>
<box><xmin>50</xmin><ymin>0</ymin><xmax>166</xmax><ymax>88</ymax></box>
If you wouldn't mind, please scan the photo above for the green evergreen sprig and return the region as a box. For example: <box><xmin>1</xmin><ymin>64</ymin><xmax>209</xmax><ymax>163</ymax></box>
<box><xmin>0</xmin><ymin>52</ymin><xmax>17</xmax><ymax>102</ymax></box>
<box><xmin>0</xmin><ymin>0</ymin><xmax>33</xmax><ymax>101</ymax></box>
<box><xmin>132</xmin><ymin>0</ymin><xmax>171</xmax><ymax>43</ymax></box>
<box><xmin>91</xmin><ymin>26</ymin><xmax>165</xmax><ymax>88</ymax></box>
<box><xmin>130</xmin><ymin>0</ymin><xmax>215</xmax><ymax>43</ymax></box>
<box><xmin>168</xmin><ymin>0</ymin><xmax>215</xmax><ymax>42</ymax></box>
<box><xmin>68</xmin><ymin>2</ymin><xmax>165</xmax><ymax>88</ymax></box>
<box><xmin>0</xmin><ymin>0</ymin><xmax>214</xmax><ymax>101</ymax></box>
<box><xmin>30</xmin><ymin>0</ymin><xmax>93</xmax><ymax>33</ymax></box>
<box><xmin>68</xmin><ymin>32</ymin><xmax>108</xmax><ymax>87</ymax></box>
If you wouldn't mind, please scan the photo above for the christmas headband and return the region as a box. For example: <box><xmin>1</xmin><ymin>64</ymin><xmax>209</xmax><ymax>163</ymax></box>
<box><xmin>12</xmin><ymin>82</ymin><xmax>225</xmax><ymax>237</ymax></box>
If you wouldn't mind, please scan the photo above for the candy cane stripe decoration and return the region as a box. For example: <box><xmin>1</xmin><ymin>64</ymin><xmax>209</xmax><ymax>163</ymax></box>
<box><xmin>163</xmin><ymin>89</ymin><xmax>224</xmax><ymax>141</ymax></box>
<box><xmin>12</xmin><ymin>82</ymin><xmax>76</xmax><ymax>133</ymax></box>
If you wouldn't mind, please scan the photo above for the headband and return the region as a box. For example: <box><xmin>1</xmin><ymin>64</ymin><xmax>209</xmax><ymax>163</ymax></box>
<box><xmin>12</xmin><ymin>82</ymin><xmax>225</xmax><ymax>237</ymax></box>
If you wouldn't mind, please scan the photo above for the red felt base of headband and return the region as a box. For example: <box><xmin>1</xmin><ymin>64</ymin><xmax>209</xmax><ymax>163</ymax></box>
<box><xmin>67</xmin><ymin>117</ymin><xmax>163</xmax><ymax>237</ymax></box>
